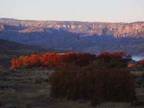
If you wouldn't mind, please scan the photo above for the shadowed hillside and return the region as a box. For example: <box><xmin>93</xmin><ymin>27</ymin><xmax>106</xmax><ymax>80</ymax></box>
<box><xmin>0</xmin><ymin>39</ymin><xmax>46</xmax><ymax>67</ymax></box>
<box><xmin>0</xmin><ymin>18</ymin><xmax>144</xmax><ymax>55</ymax></box>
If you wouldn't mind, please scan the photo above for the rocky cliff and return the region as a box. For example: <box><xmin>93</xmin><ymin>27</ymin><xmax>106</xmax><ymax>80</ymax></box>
<box><xmin>0</xmin><ymin>18</ymin><xmax>144</xmax><ymax>55</ymax></box>
<box><xmin>0</xmin><ymin>18</ymin><xmax>143</xmax><ymax>38</ymax></box>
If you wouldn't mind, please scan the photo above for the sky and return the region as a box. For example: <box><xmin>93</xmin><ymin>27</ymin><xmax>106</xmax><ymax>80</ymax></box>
<box><xmin>0</xmin><ymin>0</ymin><xmax>144</xmax><ymax>22</ymax></box>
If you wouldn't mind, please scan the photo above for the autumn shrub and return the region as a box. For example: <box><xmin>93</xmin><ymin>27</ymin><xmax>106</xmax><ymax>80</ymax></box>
<box><xmin>10</xmin><ymin>51</ymin><xmax>135</xmax><ymax>105</ymax></box>
<box><xmin>10</xmin><ymin>51</ymin><xmax>128</xmax><ymax>70</ymax></box>
<box><xmin>95</xmin><ymin>58</ymin><xmax>127</xmax><ymax>68</ymax></box>
<box><xmin>10</xmin><ymin>52</ymin><xmax>96</xmax><ymax>70</ymax></box>
<box><xmin>138</xmin><ymin>59</ymin><xmax>144</xmax><ymax>67</ymax></box>
<box><xmin>97</xmin><ymin>52</ymin><xmax>126</xmax><ymax>59</ymax></box>
<box><xmin>49</xmin><ymin>63</ymin><xmax>135</xmax><ymax>105</ymax></box>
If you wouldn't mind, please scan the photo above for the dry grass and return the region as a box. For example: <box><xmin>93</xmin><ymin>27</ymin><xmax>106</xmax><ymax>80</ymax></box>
<box><xmin>131</xmin><ymin>71</ymin><xmax>144</xmax><ymax>77</ymax></box>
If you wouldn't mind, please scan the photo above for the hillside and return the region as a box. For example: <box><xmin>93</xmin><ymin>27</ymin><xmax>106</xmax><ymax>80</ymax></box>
<box><xmin>0</xmin><ymin>18</ymin><xmax>144</xmax><ymax>55</ymax></box>
<box><xmin>0</xmin><ymin>39</ymin><xmax>45</xmax><ymax>67</ymax></box>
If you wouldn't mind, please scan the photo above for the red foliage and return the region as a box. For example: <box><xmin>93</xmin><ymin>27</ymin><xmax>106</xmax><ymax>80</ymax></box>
<box><xmin>11</xmin><ymin>58</ymin><xmax>23</xmax><ymax>70</ymax></box>
<box><xmin>10</xmin><ymin>52</ymin><xmax>96</xmax><ymax>70</ymax></box>
<box><xmin>10</xmin><ymin>52</ymin><xmax>126</xmax><ymax>70</ymax></box>
<box><xmin>138</xmin><ymin>59</ymin><xmax>144</xmax><ymax>66</ymax></box>
<box><xmin>98</xmin><ymin>51</ymin><xmax>126</xmax><ymax>59</ymax></box>
<box><xmin>40</xmin><ymin>53</ymin><xmax>63</xmax><ymax>67</ymax></box>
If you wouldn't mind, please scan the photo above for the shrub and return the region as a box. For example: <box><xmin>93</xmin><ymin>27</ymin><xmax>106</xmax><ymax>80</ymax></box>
<box><xmin>97</xmin><ymin>52</ymin><xmax>126</xmax><ymax>59</ymax></box>
<box><xmin>49</xmin><ymin>65</ymin><xmax>135</xmax><ymax>105</ymax></box>
<box><xmin>10</xmin><ymin>51</ymin><xmax>127</xmax><ymax>70</ymax></box>
<box><xmin>138</xmin><ymin>60</ymin><xmax>144</xmax><ymax>67</ymax></box>
<box><xmin>10</xmin><ymin>52</ymin><xmax>96</xmax><ymax>70</ymax></box>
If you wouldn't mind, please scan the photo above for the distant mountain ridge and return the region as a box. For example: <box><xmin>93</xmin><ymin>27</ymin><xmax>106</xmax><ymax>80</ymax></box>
<box><xmin>0</xmin><ymin>18</ymin><xmax>143</xmax><ymax>37</ymax></box>
<box><xmin>0</xmin><ymin>18</ymin><xmax>144</xmax><ymax>55</ymax></box>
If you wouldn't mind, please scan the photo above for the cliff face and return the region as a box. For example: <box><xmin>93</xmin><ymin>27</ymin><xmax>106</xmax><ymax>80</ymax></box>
<box><xmin>0</xmin><ymin>18</ymin><xmax>143</xmax><ymax>38</ymax></box>
<box><xmin>0</xmin><ymin>18</ymin><xmax>144</xmax><ymax>55</ymax></box>
<box><xmin>0</xmin><ymin>24</ymin><xmax>4</xmax><ymax>32</ymax></box>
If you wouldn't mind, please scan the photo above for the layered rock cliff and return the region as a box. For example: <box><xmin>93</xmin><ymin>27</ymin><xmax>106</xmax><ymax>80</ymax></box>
<box><xmin>0</xmin><ymin>18</ymin><xmax>144</xmax><ymax>55</ymax></box>
<box><xmin>0</xmin><ymin>18</ymin><xmax>143</xmax><ymax>38</ymax></box>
